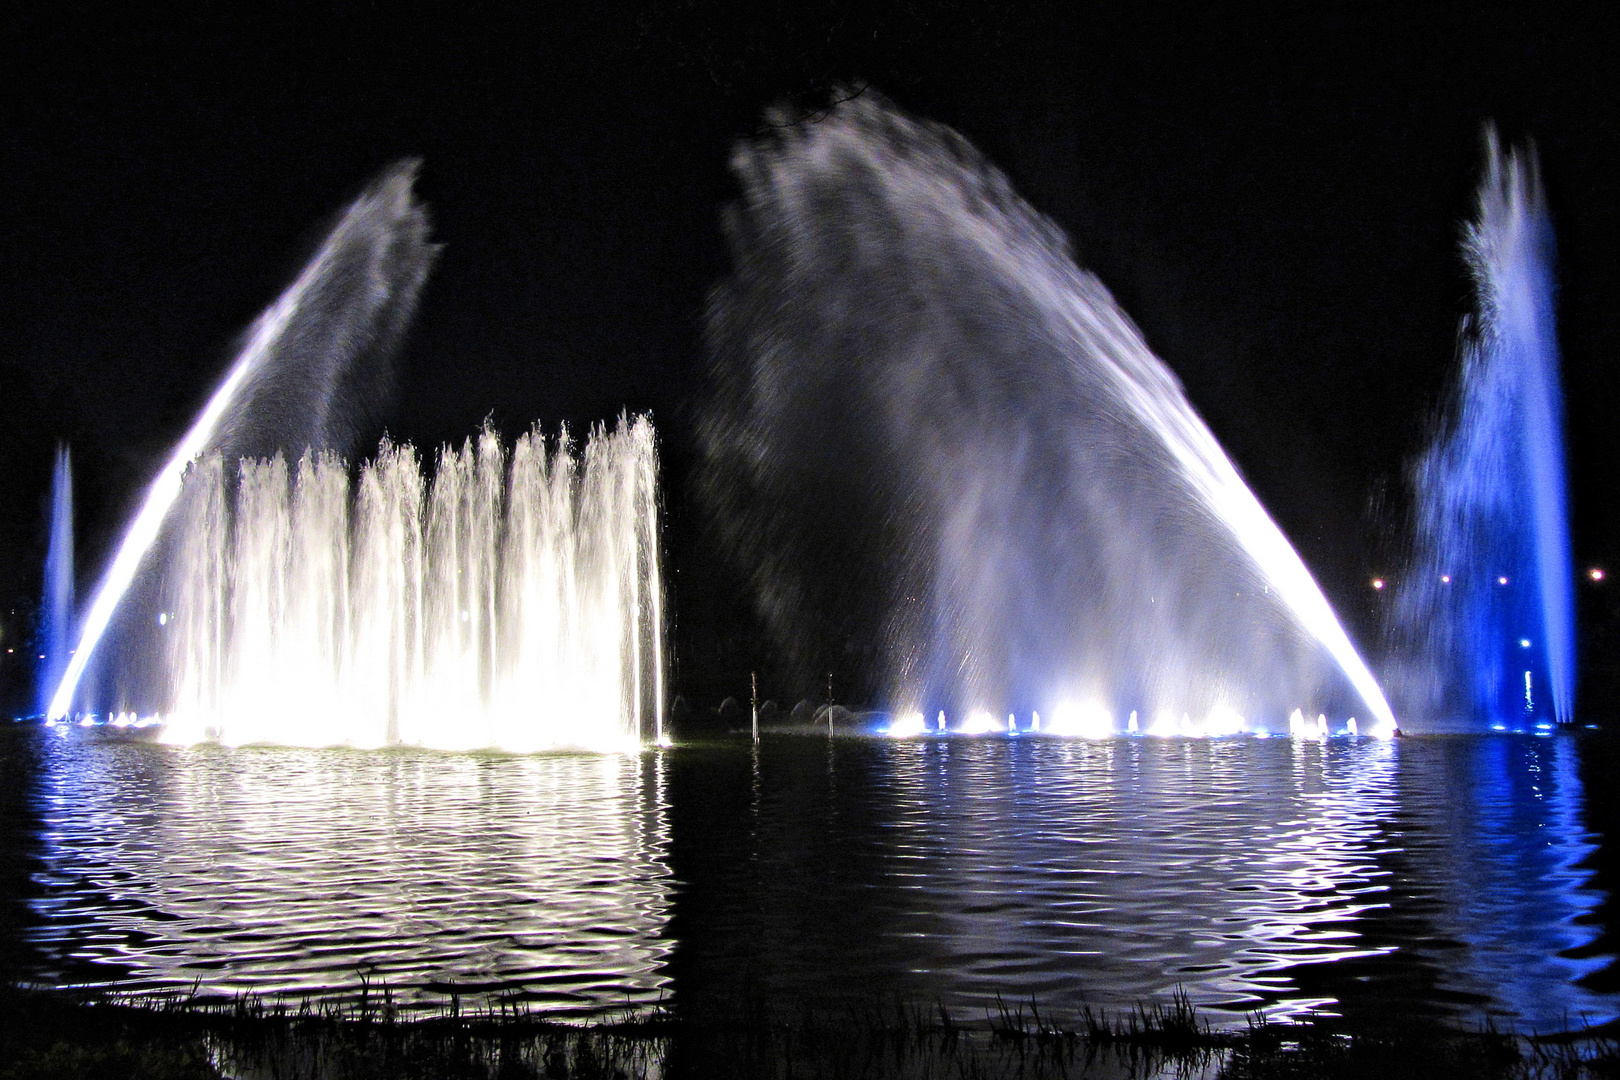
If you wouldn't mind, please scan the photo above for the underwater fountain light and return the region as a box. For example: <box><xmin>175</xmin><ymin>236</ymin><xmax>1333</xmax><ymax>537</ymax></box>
<box><xmin>959</xmin><ymin>711</ymin><xmax>1002</xmax><ymax>736</ymax></box>
<box><xmin>1046</xmin><ymin>701</ymin><xmax>1114</xmax><ymax>739</ymax></box>
<box><xmin>888</xmin><ymin>711</ymin><xmax>928</xmax><ymax>737</ymax></box>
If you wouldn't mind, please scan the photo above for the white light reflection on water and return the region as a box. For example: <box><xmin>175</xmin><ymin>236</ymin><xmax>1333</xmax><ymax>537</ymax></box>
<box><xmin>674</xmin><ymin>735</ymin><xmax>1615</xmax><ymax>1029</ymax></box>
<box><xmin>27</xmin><ymin>733</ymin><xmax>671</xmax><ymax>1015</ymax></box>
<box><xmin>17</xmin><ymin>730</ymin><xmax>1615</xmax><ymax>1030</ymax></box>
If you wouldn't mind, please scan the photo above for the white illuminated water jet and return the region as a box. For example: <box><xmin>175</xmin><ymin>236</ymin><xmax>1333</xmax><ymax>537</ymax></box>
<box><xmin>161</xmin><ymin>419</ymin><xmax>662</xmax><ymax>752</ymax></box>
<box><xmin>703</xmin><ymin>94</ymin><xmax>1394</xmax><ymax>729</ymax></box>
<box><xmin>49</xmin><ymin>163</ymin><xmax>434</xmax><ymax>720</ymax></box>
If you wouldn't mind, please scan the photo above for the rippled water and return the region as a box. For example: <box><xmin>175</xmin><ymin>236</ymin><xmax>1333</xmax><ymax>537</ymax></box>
<box><xmin>4</xmin><ymin>727</ymin><xmax>1614</xmax><ymax>1029</ymax></box>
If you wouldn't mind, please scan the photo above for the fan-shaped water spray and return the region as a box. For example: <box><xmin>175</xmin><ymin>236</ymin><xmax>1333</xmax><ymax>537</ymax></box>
<box><xmin>48</xmin><ymin>162</ymin><xmax>436</xmax><ymax>720</ymax></box>
<box><xmin>1393</xmin><ymin>133</ymin><xmax>1574</xmax><ymax>728</ymax></box>
<box><xmin>702</xmin><ymin>95</ymin><xmax>1393</xmax><ymax>733</ymax></box>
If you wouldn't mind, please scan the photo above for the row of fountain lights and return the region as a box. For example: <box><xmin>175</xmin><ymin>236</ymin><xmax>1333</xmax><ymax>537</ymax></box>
<box><xmin>883</xmin><ymin>705</ymin><xmax>1398</xmax><ymax>741</ymax></box>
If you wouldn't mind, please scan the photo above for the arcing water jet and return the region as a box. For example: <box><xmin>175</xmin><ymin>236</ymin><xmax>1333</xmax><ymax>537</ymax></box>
<box><xmin>49</xmin><ymin>162</ymin><xmax>436</xmax><ymax>719</ymax></box>
<box><xmin>702</xmin><ymin>95</ymin><xmax>1393</xmax><ymax>731</ymax></box>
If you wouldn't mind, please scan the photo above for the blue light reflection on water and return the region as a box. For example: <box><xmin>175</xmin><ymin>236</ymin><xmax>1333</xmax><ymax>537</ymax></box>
<box><xmin>12</xmin><ymin>727</ymin><xmax>1617</xmax><ymax>1029</ymax></box>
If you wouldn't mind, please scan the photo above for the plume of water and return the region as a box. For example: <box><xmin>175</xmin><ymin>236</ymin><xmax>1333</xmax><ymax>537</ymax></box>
<box><xmin>48</xmin><ymin>162</ymin><xmax>436</xmax><ymax>719</ymax></box>
<box><xmin>1393</xmin><ymin>133</ymin><xmax>1573</xmax><ymax>727</ymax></box>
<box><xmin>160</xmin><ymin>418</ymin><xmax>662</xmax><ymax>752</ymax></box>
<box><xmin>701</xmin><ymin>95</ymin><xmax>1393</xmax><ymax>732</ymax></box>
<box><xmin>37</xmin><ymin>443</ymin><xmax>73</xmax><ymax>716</ymax></box>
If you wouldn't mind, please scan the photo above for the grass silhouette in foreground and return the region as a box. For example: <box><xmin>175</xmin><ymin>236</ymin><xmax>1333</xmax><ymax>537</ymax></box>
<box><xmin>2</xmin><ymin>983</ymin><xmax>1617</xmax><ymax>1079</ymax></box>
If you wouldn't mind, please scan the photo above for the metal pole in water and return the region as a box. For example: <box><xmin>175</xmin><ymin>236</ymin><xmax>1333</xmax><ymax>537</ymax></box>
<box><xmin>751</xmin><ymin>671</ymin><xmax>759</xmax><ymax>743</ymax></box>
<box><xmin>827</xmin><ymin>672</ymin><xmax>834</xmax><ymax>737</ymax></box>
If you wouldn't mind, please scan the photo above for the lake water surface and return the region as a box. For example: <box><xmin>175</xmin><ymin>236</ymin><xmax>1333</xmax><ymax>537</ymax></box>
<box><xmin>3</xmin><ymin>726</ymin><xmax>1615</xmax><ymax>1030</ymax></box>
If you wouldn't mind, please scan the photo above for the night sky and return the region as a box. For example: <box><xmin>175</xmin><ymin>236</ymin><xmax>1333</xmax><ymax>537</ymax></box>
<box><xmin>3</xmin><ymin>4</ymin><xmax>1618</xmax><ymax>711</ymax></box>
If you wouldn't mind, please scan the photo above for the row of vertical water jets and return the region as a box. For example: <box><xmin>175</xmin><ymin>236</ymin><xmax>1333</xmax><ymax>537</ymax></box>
<box><xmin>878</xmin><ymin>707</ymin><xmax>1391</xmax><ymax>740</ymax></box>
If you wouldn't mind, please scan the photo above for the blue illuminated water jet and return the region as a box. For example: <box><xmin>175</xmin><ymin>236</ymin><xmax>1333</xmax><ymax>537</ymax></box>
<box><xmin>37</xmin><ymin>443</ymin><xmax>73</xmax><ymax>717</ymax></box>
<box><xmin>1395</xmin><ymin>133</ymin><xmax>1574</xmax><ymax>728</ymax></box>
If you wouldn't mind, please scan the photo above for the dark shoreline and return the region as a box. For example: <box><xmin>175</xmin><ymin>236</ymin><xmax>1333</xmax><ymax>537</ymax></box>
<box><xmin>4</xmin><ymin>983</ymin><xmax>1619</xmax><ymax>1080</ymax></box>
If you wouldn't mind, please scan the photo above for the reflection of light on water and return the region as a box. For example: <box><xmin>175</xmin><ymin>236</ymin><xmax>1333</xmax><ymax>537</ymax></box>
<box><xmin>821</xmin><ymin>736</ymin><xmax>1616</xmax><ymax>1027</ymax></box>
<box><xmin>1416</xmin><ymin>735</ymin><xmax>1612</xmax><ymax>1025</ymax></box>
<box><xmin>865</xmin><ymin>737</ymin><xmax>1407</xmax><ymax>1021</ymax></box>
<box><xmin>27</xmin><ymin>732</ymin><xmax>672</xmax><ymax>1015</ymax></box>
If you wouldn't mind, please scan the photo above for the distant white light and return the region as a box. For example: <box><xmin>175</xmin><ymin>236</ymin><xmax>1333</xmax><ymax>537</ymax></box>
<box><xmin>1498</xmin><ymin>576</ymin><xmax>1509</xmax><ymax>586</ymax></box>
<box><xmin>1440</xmin><ymin>574</ymin><xmax>1452</xmax><ymax>583</ymax></box>
<box><xmin>1519</xmin><ymin>638</ymin><xmax>1531</xmax><ymax>648</ymax></box>
<box><xmin>158</xmin><ymin>612</ymin><xmax>167</xmax><ymax>626</ymax></box>
<box><xmin>1370</xmin><ymin>578</ymin><xmax>1385</xmax><ymax>590</ymax></box>
<box><xmin>1590</xmin><ymin>568</ymin><xmax>1606</xmax><ymax>582</ymax></box>
<box><xmin>1346</xmin><ymin>717</ymin><xmax>1359</xmax><ymax>737</ymax></box>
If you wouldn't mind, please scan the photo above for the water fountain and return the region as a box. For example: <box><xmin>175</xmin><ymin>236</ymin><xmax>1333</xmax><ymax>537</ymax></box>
<box><xmin>701</xmin><ymin>94</ymin><xmax>1393</xmax><ymax>734</ymax></box>
<box><xmin>160</xmin><ymin>420</ymin><xmax>662</xmax><ymax>752</ymax></box>
<box><xmin>48</xmin><ymin>161</ymin><xmax>436</xmax><ymax>722</ymax></box>
<box><xmin>1392</xmin><ymin>133</ymin><xmax>1574</xmax><ymax>728</ymax></box>
<box><xmin>37</xmin><ymin>444</ymin><xmax>73</xmax><ymax>717</ymax></box>
<box><xmin>46</xmin><ymin>162</ymin><xmax>664</xmax><ymax>751</ymax></box>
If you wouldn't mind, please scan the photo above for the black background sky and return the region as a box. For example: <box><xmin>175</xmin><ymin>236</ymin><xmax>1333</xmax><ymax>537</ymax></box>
<box><xmin>2</xmin><ymin>3</ymin><xmax>1617</xmax><ymax>711</ymax></box>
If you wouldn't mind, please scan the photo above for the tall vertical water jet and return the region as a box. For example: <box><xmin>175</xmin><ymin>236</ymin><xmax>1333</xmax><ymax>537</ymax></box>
<box><xmin>37</xmin><ymin>443</ymin><xmax>73</xmax><ymax>716</ymax></box>
<box><xmin>701</xmin><ymin>95</ymin><xmax>1393</xmax><ymax>730</ymax></box>
<box><xmin>159</xmin><ymin>418</ymin><xmax>661</xmax><ymax>753</ymax></box>
<box><xmin>49</xmin><ymin>162</ymin><xmax>437</xmax><ymax>719</ymax></box>
<box><xmin>1394</xmin><ymin>134</ymin><xmax>1574</xmax><ymax>727</ymax></box>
